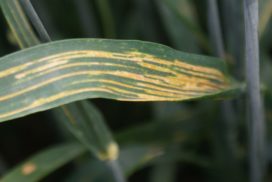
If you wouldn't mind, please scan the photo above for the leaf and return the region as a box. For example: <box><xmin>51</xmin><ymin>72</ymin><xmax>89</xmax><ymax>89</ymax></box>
<box><xmin>155</xmin><ymin>0</ymin><xmax>201</xmax><ymax>52</ymax></box>
<box><xmin>0</xmin><ymin>0</ymin><xmax>40</xmax><ymax>48</ymax></box>
<box><xmin>150</xmin><ymin>146</ymin><xmax>179</xmax><ymax>182</ymax></box>
<box><xmin>156</xmin><ymin>0</ymin><xmax>209</xmax><ymax>52</ymax></box>
<box><xmin>94</xmin><ymin>0</ymin><xmax>115</xmax><ymax>38</ymax></box>
<box><xmin>0</xmin><ymin>143</ymin><xmax>86</xmax><ymax>182</ymax></box>
<box><xmin>0</xmin><ymin>38</ymin><xmax>236</xmax><ymax>122</ymax></box>
<box><xmin>0</xmin><ymin>109</ymin><xmax>203</xmax><ymax>182</ymax></box>
<box><xmin>2</xmin><ymin>0</ymin><xmax>238</xmax><ymax>122</ymax></box>
<box><xmin>72</xmin><ymin>0</ymin><xmax>99</xmax><ymax>37</ymax></box>
<box><xmin>53</xmin><ymin>101</ymin><xmax>119</xmax><ymax>161</ymax></box>
<box><xmin>66</xmin><ymin>145</ymin><xmax>163</xmax><ymax>182</ymax></box>
<box><xmin>120</xmin><ymin>145</ymin><xmax>163</xmax><ymax>176</ymax></box>
<box><xmin>1</xmin><ymin>0</ymin><xmax>121</xmax><ymax>164</ymax></box>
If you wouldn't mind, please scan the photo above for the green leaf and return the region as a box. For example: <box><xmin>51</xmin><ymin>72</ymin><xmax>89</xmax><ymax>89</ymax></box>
<box><xmin>66</xmin><ymin>145</ymin><xmax>163</xmax><ymax>182</ymax></box>
<box><xmin>0</xmin><ymin>112</ymin><xmax>200</xmax><ymax>182</ymax></box>
<box><xmin>150</xmin><ymin>146</ymin><xmax>180</xmax><ymax>182</ymax></box>
<box><xmin>155</xmin><ymin>0</ymin><xmax>201</xmax><ymax>52</ymax></box>
<box><xmin>94</xmin><ymin>0</ymin><xmax>115</xmax><ymax>38</ymax></box>
<box><xmin>156</xmin><ymin>0</ymin><xmax>210</xmax><ymax>52</ymax></box>
<box><xmin>0</xmin><ymin>38</ymin><xmax>236</xmax><ymax>122</ymax></box>
<box><xmin>1</xmin><ymin>0</ymin><xmax>119</xmax><ymax>160</ymax></box>
<box><xmin>0</xmin><ymin>143</ymin><xmax>86</xmax><ymax>182</ymax></box>
<box><xmin>72</xmin><ymin>0</ymin><xmax>99</xmax><ymax>37</ymax></box>
<box><xmin>1</xmin><ymin>3</ymin><xmax>125</xmax><ymax>180</ymax></box>
<box><xmin>120</xmin><ymin>145</ymin><xmax>163</xmax><ymax>176</ymax></box>
<box><xmin>54</xmin><ymin>101</ymin><xmax>119</xmax><ymax>161</ymax></box>
<box><xmin>0</xmin><ymin>0</ymin><xmax>40</xmax><ymax>48</ymax></box>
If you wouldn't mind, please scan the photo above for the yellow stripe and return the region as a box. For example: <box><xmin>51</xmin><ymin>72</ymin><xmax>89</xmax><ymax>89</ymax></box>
<box><xmin>0</xmin><ymin>88</ymin><xmax>111</xmax><ymax>119</ymax></box>
<box><xmin>71</xmin><ymin>79</ymin><xmax>193</xmax><ymax>97</ymax></box>
<box><xmin>0</xmin><ymin>62</ymin><xmax>33</xmax><ymax>78</ymax></box>
<box><xmin>59</xmin><ymin>50</ymin><xmax>226</xmax><ymax>80</ymax></box>
<box><xmin>14</xmin><ymin>59</ymin><xmax>227</xmax><ymax>92</ymax></box>
<box><xmin>0</xmin><ymin>67</ymin><xmax>225</xmax><ymax>102</ymax></box>
<box><xmin>0</xmin><ymin>70</ymin><xmax>175</xmax><ymax>102</ymax></box>
<box><xmin>128</xmin><ymin>51</ymin><xmax>225</xmax><ymax>79</ymax></box>
<box><xmin>15</xmin><ymin>60</ymin><xmax>69</xmax><ymax>79</ymax></box>
<box><xmin>0</xmin><ymin>87</ymin><xmax>193</xmax><ymax>119</ymax></box>
<box><xmin>15</xmin><ymin>58</ymin><xmax>224</xmax><ymax>87</ymax></box>
<box><xmin>15</xmin><ymin>62</ymin><xmax>131</xmax><ymax>80</ymax></box>
<box><xmin>1</xmin><ymin>50</ymin><xmax>225</xmax><ymax>83</ymax></box>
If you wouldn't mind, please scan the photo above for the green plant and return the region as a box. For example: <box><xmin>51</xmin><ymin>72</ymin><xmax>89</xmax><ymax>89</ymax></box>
<box><xmin>0</xmin><ymin>0</ymin><xmax>271</xmax><ymax>181</ymax></box>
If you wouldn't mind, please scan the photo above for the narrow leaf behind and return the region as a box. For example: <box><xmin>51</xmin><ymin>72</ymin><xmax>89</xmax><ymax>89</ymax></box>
<box><xmin>0</xmin><ymin>143</ymin><xmax>85</xmax><ymax>182</ymax></box>
<box><xmin>0</xmin><ymin>0</ymin><xmax>39</xmax><ymax>48</ymax></box>
<box><xmin>54</xmin><ymin>101</ymin><xmax>118</xmax><ymax>161</ymax></box>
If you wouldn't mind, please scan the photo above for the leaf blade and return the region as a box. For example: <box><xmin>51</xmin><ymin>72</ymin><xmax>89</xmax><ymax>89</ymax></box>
<box><xmin>54</xmin><ymin>101</ymin><xmax>119</xmax><ymax>161</ymax></box>
<box><xmin>0</xmin><ymin>38</ymin><xmax>235</xmax><ymax>122</ymax></box>
<box><xmin>0</xmin><ymin>0</ymin><xmax>40</xmax><ymax>48</ymax></box>
<box><xmin>0</xmin><ymin>143</ymin><xmax>85</xmax><ymax>182</ymax></box>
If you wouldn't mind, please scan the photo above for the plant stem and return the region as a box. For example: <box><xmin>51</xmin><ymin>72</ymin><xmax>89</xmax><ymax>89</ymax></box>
<box><xmin>243</xmin><ymin>0</ymin><xmax>266</xmax><ymax>182</ymax></box>
<box><xmin>19</xmin><ymin>0</ymin><xmax>51</xmax><ymax>42</ymax></box>
<box><xmin>106</xmin><ymin>160</ymin><xmax>127</xmax><ymax>182</ymax></box>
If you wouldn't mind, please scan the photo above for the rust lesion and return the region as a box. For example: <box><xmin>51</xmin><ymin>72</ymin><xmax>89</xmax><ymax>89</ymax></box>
<box><xmin>21</xmin><ymin>162</ymin><xmax>36</xmax><ymax>175</ymax></box>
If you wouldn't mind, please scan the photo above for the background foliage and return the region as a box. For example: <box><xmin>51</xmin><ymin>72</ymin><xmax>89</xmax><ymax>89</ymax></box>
<box><xmin>0</xmin><ymin>0</ymin><xmax>272</xmax><ymax>181</ymax></box>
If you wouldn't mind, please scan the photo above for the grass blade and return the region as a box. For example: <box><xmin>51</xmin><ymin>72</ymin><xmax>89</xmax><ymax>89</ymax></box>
<box><xmin>54</xmin><ymin>101</ymin><xmax>118</xmax><ymax>161</ymax></box>
<box><xmin>0</xmin><ymin>38</ymin><xmax>238</xmax><ymax>122</ymax></box>
<box><xmin>72</xmin><ymin>0</ymin><xmax>99</xmax><ymax>37</ymax></box>
<box><xmin>1</xmin><ymin>0</ymin><xmax>117</xmax><ymax>159</ymax></box>
<box><xmin>156</xmin><ymin>0</ymin><xmax>210</xmax><ymax>52</ymax></box>
<box><xmin>66</xmin><ymin>145</ymin><xmax>163</xmax><ymax>181</ymax></box>
<box><xmin>1</xmin><ymin>114</ymin><xmax>193</xmax><ymax>182</ymax></box>
<box><xmin>54</xmin><ymin>101</ymin><xmax>126</xmax><ymax>182</ymax></box>
<box><xmin>0</xmin><ymin>0</ymin><xmax>39</xmax><ymax>48</ymax></box>
<box><xmin>155</xmin><ymin>0</ymin><xmax>200</xmax><ymax>52</ymax></box>
<box><xmin>1</xmin><ymin>2</ymin><xmax>126</xmax><ymax>181</ymax></box>
<box><xmin>94</xmin><ymin>0</ymin><xmax>115</xmax><ymax>38</ymax></box>
<box><xmin>0</xmin><ymin>143</ymin><xmax>85</xmax><ymax>182</ymax></box>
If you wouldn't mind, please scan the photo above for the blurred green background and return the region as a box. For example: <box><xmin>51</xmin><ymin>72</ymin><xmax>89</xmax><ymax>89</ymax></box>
<box><xmin>0</xmin><ymin>0</ymin><xmax>272</xmax><ymax>181</ymax></box>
